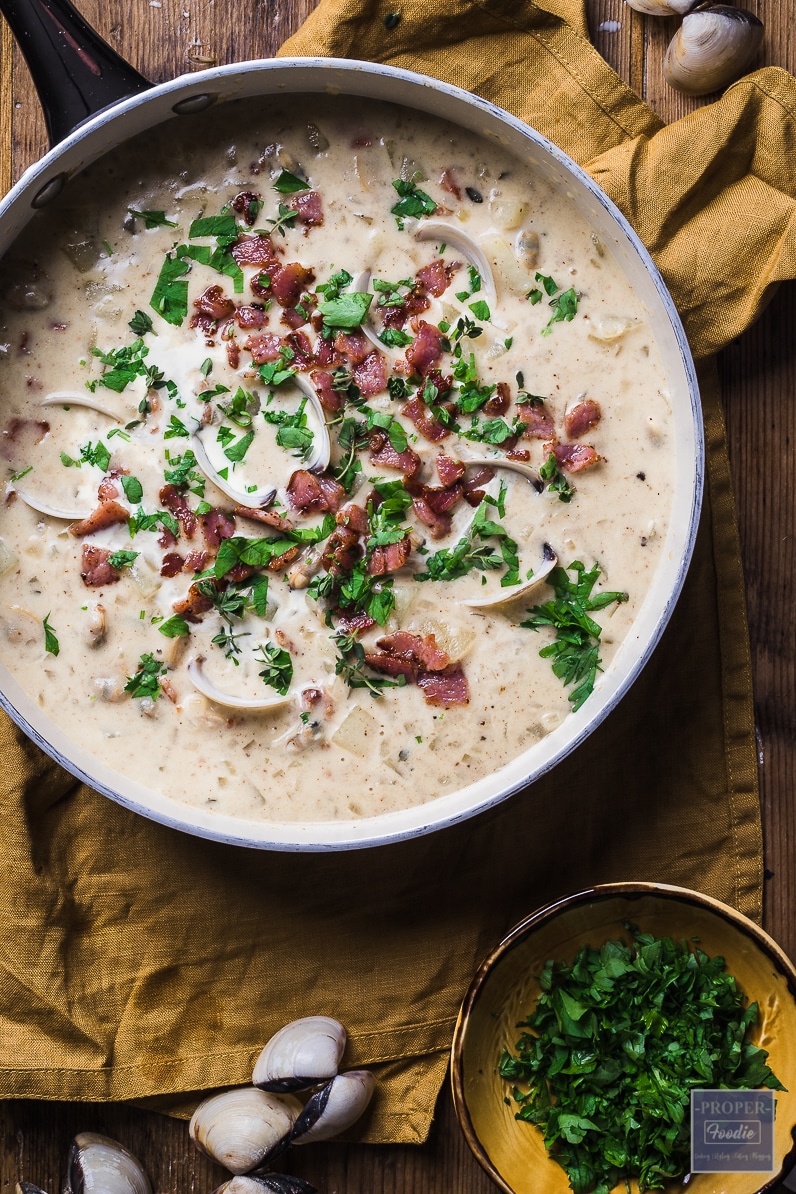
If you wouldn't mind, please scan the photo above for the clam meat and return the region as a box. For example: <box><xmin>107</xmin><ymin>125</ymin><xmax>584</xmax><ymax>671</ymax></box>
<box><xmin>253</xmin><ymin>1015</ymin><xmax>346</xmax><ymax>1093</ymax></box>
<box><xmin>63</xmin><ymin>1132</ymin><xmax>152</xmax><ymax>1194</ymax></box>
<box><xmin>190</xmin><ymin>1087</ymin><xmax>301</xmax><ymax>1174</ymax></box>
<box><xmin>290</xmin><ymin>1070</ymin><xmax>376</xmax><ymax>1144</ymax></box>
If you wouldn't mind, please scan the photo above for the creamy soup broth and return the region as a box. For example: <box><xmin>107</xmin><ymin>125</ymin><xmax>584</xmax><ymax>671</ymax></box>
<box><xmin>0</xmin><ymin>97</ymin><xmax>674</xmax><ymax>822</ymax></box>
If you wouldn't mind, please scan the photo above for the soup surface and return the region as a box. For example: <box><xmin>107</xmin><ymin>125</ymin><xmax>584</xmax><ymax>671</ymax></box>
<box><xmin>0</xmin><ymin>96</ymin><xmax>674</xmax><ymax>823</ymax></box>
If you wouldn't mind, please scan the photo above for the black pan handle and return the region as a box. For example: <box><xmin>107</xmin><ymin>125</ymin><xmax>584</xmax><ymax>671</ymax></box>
<box><xmin>0</xmin><ymin>0</ymin><xmax>152</xmax><ymax>147</ymax></box>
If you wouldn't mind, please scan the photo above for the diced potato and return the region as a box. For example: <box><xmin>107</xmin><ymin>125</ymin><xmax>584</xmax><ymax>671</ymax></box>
<box><xmin>331</xmin><ymin>704</ymin><xmax>378</xmax><ymax>757</ymax></box>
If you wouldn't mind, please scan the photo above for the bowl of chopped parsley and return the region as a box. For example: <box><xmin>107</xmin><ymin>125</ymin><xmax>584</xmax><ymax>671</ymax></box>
<box><xmin>451</xmin><ymin>882</ymin><xmax>796</xmax><ymax>1194</ymax></box>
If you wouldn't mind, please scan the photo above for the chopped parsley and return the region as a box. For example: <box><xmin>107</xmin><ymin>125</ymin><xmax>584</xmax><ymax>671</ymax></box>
<box><xmin>255</xmin><ymin>642</ymin><xmax>293</xmax><ymax>694</ymax></box>
<box><xmin>267</xmin><ymin>203</ymin><xmax>300</xmax><ymax>238</ymax></box>
<box><xmin>318</xmin><ymin>292</ymin><xmax>373</xmax><ymax>333</ymax></box>
<box><xmin>120</xmin><ymin>475</ymin><xmax>144</xmax><ymax>504</ymax></box>
<box><xmin>128</xmin><ymin>309</ymin><xmax>154</xmax><ymax>336</ymax></box>
<box><xmin>80</xmin><ymin>441</ymin><xmax>112</xmax><ymax>472</ymax></box>
<box><xmin>262</xmin><ymin>397</ymin><xmax>315</xmax><ymax>462</ymax></box>
<box><xmin>42</xmin><ymin>613</ymin><xmax>59</xmax><ymax>657</ymax></box>
<box><xmin>124</xmin><ymin>652</ymin><xmax>167</xmax><ymax>699</ymax></box>
<box><xmin>414</xmin><ymin>487</ymin><xmax>518</xmax><ymax>585</ymax></box>
<box><xmin>273</xmin><ymin>169</ymin><xmax>309</xmax><ymax>194</ymax></box>
<box><xmin>499</xmin><ymin>927</ymin><xmax>785</xmax><ymax>1194</ymax></box>
<box><xmin>390</xmin><ymin>178</ymin><xmax>436</xmax><ymax>228</ymax></box>
<box><xmin>520</xmin><ymin>561</ymin><xmax>627</xmax><ymax>710</ymax></box>
<box><xmin>543</xmin><ymin>287</ymin><xmax>579</xmax><ymax>335</ymax></box>
<box><xmin>158</xmin><ymin>614</ymin><xmax>190</xmax><ymax>638</ymax></box>
<box><xmin>540</xmin><ymin>452</ymin><xmax>575</xmax><ymax>503</ymax></box>
<box><xmin>127</xmin><ymin>208</ymin><xmax>178</xmax><ymax>229</ymax></box>
<box><xmin>107</xmin><ymin>550</ymin><xmax>139</xmax><ymax>570</ymax></box>
<box><xmin>150</xmin><ymin>252</ymin><xmax>191</xmax><ymax>326</ymax></box>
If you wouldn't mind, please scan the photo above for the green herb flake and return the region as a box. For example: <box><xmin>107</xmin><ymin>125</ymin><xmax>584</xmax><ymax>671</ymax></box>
<box><xmin>150</xmin><ymin>252</ymin><xmax>191</xmax><ymax>326</ymax></box>
<box><xmin>42</xmin><ymin>613</ymin><xmax>59</xmax><ymax>657</ymax></box>
<box><xmin>107</xmin><ymin>550</ymin><xmax>139</xmax><ymax>570</ymax></box>
<box><xmin>124</xmin><ymin>652</ymin><xmax>167</xmax><ymax>700</ymax></box>
<box><xmin>318</xmin><ymin>292</ymin><xmax>373</xmax><ymax>332</ymax></box>
<box><xmin>390</xmin><ymin>178</ymin><xmax>437</xmax><ymax>228</ymax></box>
<box><xmin>10</xmin><ymin>465</ymin><xmax>33</xmax><ymax>482</ymax></box>
<box><xmin>499</xmin><ymin>927</ymin><xmax>785</xmax><ymax>1194</ymax></box>
<box><xmin>256</xmin><ymin>642</ymin><xmax>294</xmax><ymax>695</ymax></box>
<box><xmin>520</xmin><ymin>561</ymin><xmax>627</xmax><ymax>710</ymax></box>
<box><xmin>120</xmin><ymin>475</ymin><xmax>144</xmax><ymax>504</ymax></box>
<box><xmin>158</xmin><ymin>614</ymin><xmax>190</xmax><ymax>639</ymax></box>
<box><xmin>273</xmin><ymin>169</ymin><xmax>310</xmax><ymax>194</ymax></box>
<box><xmin>128</xmin><ymin>208</ymin><xmax>178</xmax><ymax>229</ymax></box>
<box><xmin>542</xmin><ymin>287</ymin><xmax>579</xmax><ymax>336</ymax></box>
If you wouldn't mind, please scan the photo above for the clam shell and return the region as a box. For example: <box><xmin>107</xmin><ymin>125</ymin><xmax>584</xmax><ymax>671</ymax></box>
<box><xmin>253</xmin><ymin>1015</ymin><xmax>346</xmax><ymax>1093</ymax></box>
<box><xmin>190</xmin><ymin>1087</ymin><xmax>302</xmax><ymax>1175</ymax></box>
<box><xmin>215</xmin><ymin>1177</ymin><xmax>318</xmax><ymax>1194</ymax></box>
<box><xmin>63</xmin><ymin>1132</ymin><xmax>152</xmax><ymax>1194</ymax></box>
<box><xmin>40</xmin><ymin>391</ymin><xmax>124</xmax><ymax>420</ymax></box>
<box><xmin>13</xmin><ymin>489</ymin><xmax>91</xmax><ymax>521</ymax></box>
<box><xmin>290</xmin><ymin>1070</ymin><xmax>376</xmax><ymax>1144</ymax></box>
<box><xmin>663</xmin><ymin>6</ymin><xmax>764</xmax><ymax>96</ymax></box>
<box><xmin>187</xmin><ymin>657</ymin><xmax>294</xmax><ymax>712</ymax></box>
<box><xmin>414</xmin><ymin>220</ymin><xmax>497</xmax><ymax>307</ymax></box>
<box><xmin>460</xmin><ymin>543</ymin><xmax>558</xmax><ymax>610</ymax></box>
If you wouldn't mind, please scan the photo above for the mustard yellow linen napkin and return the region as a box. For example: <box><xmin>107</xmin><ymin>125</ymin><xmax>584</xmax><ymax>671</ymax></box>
<box><xmin>0</xmin><ymin>0</ymin><xmax>788</xmax><ymax>1144</ymax></box>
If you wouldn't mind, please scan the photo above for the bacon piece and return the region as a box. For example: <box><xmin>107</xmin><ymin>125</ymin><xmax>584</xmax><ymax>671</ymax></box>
<box><xmin>226</xmin><ymin>340</ymin><xmax>240</xmax><ymax>370</ymax></box>
<box><xmin>547</xmin><ymin>442</ymin><xmax>603</xmax><ymax>473</ymax></box>
<box><xmin>271</xmin><ymin>262</ymin><xmax>316</xmax><ymax>308</ymax></box>
<box><xmin>365</xmin><ymin>631</ymin><xmax>450</xmax><ymax>680</ymax></box>
<box><xmin>287</xmin><ymin>470</ymin><xmax>344</xmax><ymax>514</ymax></box>
<box><xmin>201</xmin><ymin>508</ymin><xmax>237</xmax><ymax>548</ymax></box>
<box><xmin>184</xmin><ymin>550</ymin><xmax>208</xmax><ymax>572</ymax></box>
<box><xmin>311</xmin><ymin>370</ymin><xmax>343</xmax><ymax>414</ymax></box>
<box><xmin>404</xmin><ymin>321</ymin><xmax>444</xmax><ymax>375</ymax></box>
<box><xmin>290</xmin><ymin>190</ymin><xmax>324</xmax><ymax>228</ymax></box>
<box><xmin>233</xmin><ymin>505</ymin><xmax>295</xmax><ymax>531</ymax></box>
<box><xmin>97</xmin><ymin>476</ymin><xmax>120</xmax><ymax>501</ymax></box>
<box><xmin>422</xmin><ymin>481</ymin><xmax>464</xmax><ymax>515</ymax></box>
<box><xmin>80</xmin><ymin>544</ymin><xmax>120</xmax><ymax>587</ymax></box>
<box><xmin>160</xmin><ymin>484</ymin><xmax>198</xmax><ymax>540</ymax></box>
<box><xmin>160</xmin><ymin>552</ymin><xmax>185</xmax><ymax>578</ymax></box>
<box><xmin>353</xmin><ymin>351</ymin><xmax>388</xmax><ymax>397</ymax></box>
<box><xmin>518</xmin><ymin>400</ymin><xmax>555</xmax><ymax>440</ymax></box>
<box><xmin>284</xmin><ymin>330</ymin><xmax>314</xmax><ymax>370</ymax></box>
<box><xmin>193</xmin><ymin>285</ymin><xmax>235</xmax><ymax>322</ymax></box>
<box><xmin>1</xmin><ymin>417</ymin><xmax>49</xmax><ymax>462</ymax></box>
<box><xmin>234</xmin><ymin>304</ymin><xmax>269</xmax><ymax>330</ymax></box>
<box><xmin>412</xmin><ymin>496</ymin><xmax>452</xmax><ymax>540</ymax></box>
<box><xmin>266</xmin><ymin>546</ymin><xmax>301</xmax><ymax>573</ymax></box>
<box><xmin>334</xmin><ymin>609</ymin><xmax>375</xmax><ymax>635</ymax></box>
<box><xmin>564</xmin><ymin>399</ymin><xmax>602</xmax><ymax>439</ymax></box>
<box><xmin>382</xmin><ymin>287</ymin><xmax>431</xmax><ymax>330</ymax></box>
<box><xmin>403</xmin><ymin>396</ymin><xmax>450</xmax><ymax>443</ymax></box>
<box><xmin>417</xmin><ymin>664</ymin><xmax>469</xmax><ymax>707</ymax></box>
<box><xmin>367</xmin><ymin>534</ymin><xmax>411</xmax><ymax>576</ymax></box>
<box><xmin>231</xmin><ymin>234</ymin><xmax>279</xmax><ymax>267</ymax></box>
<box><xmin>336</xmin><ymin>503</ymin><xmax>369</xmax><ymax>536</ymax></box>
<box><xmin>416</xmin><ymin>258</ymin><xmax>459</xmax><ymax>298</ymax></box>
<box><xmin>368</xmin><ymin>434</ymin><xmax>422</xmax><ymax>479</ymax></box>
<box><xmin>281</xmin><ymin>304</ymin><xmax>312</xmax><ymax>330</ymax></box>
<box><xmin>507</xmin><ymin>449</ymin><xmax>531</xmax><ymax>462</ymax></box>
<box><xmin>69</xmin><ymin>500</ymin><xmax>129</xmax><ymax>538</ymax></box>
<box><xmin>334</xmin><ymin>330</ymin><xmax>371</xmax><ymax>366</ymax></box>
<box><xmin>173</xmin><ymin>581</ymin><xmax>214</xmax><ymax>622</ymax></box>
<box><xmin>322</xmin><ymin>525</ymin><xmax>361</xmax><ymax>574</ymax></box>
<box><xmin>231</xmin><ymin>191</ymin><xmax>261</xmax><ymax>226</ymax></box>
<box><xmin>485</xmin><ymin>381</ymin><xmax>511</xmax><ymax>417</ymax></box>
<box><xmin>436</xmin><ymin>454</ymin><xmax>466</xmax><ymax>487</ymax></box>
<box><xmin>439</xmin><ymin>167</ymin><xmax>462</xmax><ymax>199</ymax></box>
<box><xmin>313</xmin><ymin>334</ymin><xmax>342</xmax><ymax>368</ymax></box>
<box><xmin>245</xmin><ymin>332</ymin><xmax>283</xmax><ymax>364</ymax></box>
<box><xmin>159</xmin><ymin>526</ymin><xmax>178</xmax><ymax>550</ymax></box>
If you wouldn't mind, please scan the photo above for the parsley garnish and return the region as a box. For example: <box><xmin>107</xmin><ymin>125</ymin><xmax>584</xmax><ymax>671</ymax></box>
<box><xmin>273</xmin><ymin>169</ymin><xmax>309</xmax><ymax>194</ymax></box>
<box><xmin>128</xmin><ymin>208</ymin><xmax>178</xmax><ymax>229</ymax></box>
<box><xmin>390</xmin><ymin>178</ymin><xmax>437</xmax><ymax>228</ymax></box>
<box><xmin>316</xmin><ymin>269</ymin><xmax>353</xmax><ymax>302</ymax></box>
<box><xmin>124</xmin><ymin>652</ymin><xmax>166</xmax><ymax>699</ymax></box>
<box><xmin>255</xmin><ymin>642</ymin><xmax>293</xmax><ymax>694</ymax></box>
<box><xmin>164</xmin><ymin>449</ymin><xmax>205</xmax><ymax>498</ymax></box>
<box><xmin>414</xmin><ymin>488</ymin><xmax>517</xmax><ymax>584</ymax></box>
<box><xmin>267</xmin><ymin>203</ymin><xmax>300</xmax><ymax>238</ymax></box>
<box><xmin>129</xmin><ymin>309</ymin><xmax>154</xmax><ymax>336</ymax></box>
<box><xmin>158</xmin><ymin>615</ymin><xmax>190</xmax><ymax>638</ymax></box>
<box><xmin>263</xmin><ymin>397</ymin><xmax>315</xmax><ymax>462</ymax></box>
<box><xmin>543</xmin><ymin>287</ymin><xmax>579</xmax><ymax>335</ymax></box>
<box><xmin>520</xmin><ymin>561</ymin><xmax>627</xmax><ymax>710</ymax></box>
<box><xmin>540</xmin><ymin>452</ymin><xmax>575</xmax><ymax>503</ymax></box>
<box><xmin>107</xmin><ymin>550</ymin><xmax>139</xmax><ymax>570</ymax></box>
<box><xmin>80</xmin><ymin>441</ymin><xmax>112</xmax><ymax>472</ymax></box>
<box><xmin>378</xmin><ymin>328</ymin><xmax>412</xmax><ymax>348</ymax></box>
<box><xmin>120</xmin><ymin>475</ymin><xmax>144</xmax><ymax>504</ymax></box>
<box><xmin>318</xmin><ymin>292</ymin><xmax>373</xmax><ymax>333</ymax></box>
<box><xmin>468</xmin><ymin>299</ymin><xmax>491</xmax><ymax>323</ymax></box>
<box><xmin>42</xmin><ymin>613</ymin><xmax>59</xmax><ymax>657</ymax></box>
<box><xmin>150</xmin><ymin>253</ymin><xmax>191</xmax><ymax>326</ymax></box>
<box><xmin>499</xmin><ymin>927</ymin><xmax>785</xmax><ymax>1194</ymax></box>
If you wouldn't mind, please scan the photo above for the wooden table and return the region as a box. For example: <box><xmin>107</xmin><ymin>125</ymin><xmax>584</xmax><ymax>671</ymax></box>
<box><xmin>1</xmin><ymin>0</ymin><xmax>793</xmax><ymax>1190</ymax></box>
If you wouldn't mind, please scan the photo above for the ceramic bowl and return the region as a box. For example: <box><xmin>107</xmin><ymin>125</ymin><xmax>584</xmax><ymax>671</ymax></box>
<box><xmin>451</xmin><ymin>882</ymin><xmax>796</xmax><ymax>1194</ymax></box>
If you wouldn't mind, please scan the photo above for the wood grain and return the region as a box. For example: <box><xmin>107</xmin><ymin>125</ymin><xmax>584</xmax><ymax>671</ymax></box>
<box><xmin>1</xmin><ymin>1</ymin><xmax>794</xmax><ymax>1190</ymax></box>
